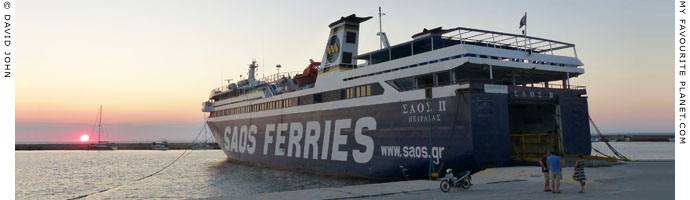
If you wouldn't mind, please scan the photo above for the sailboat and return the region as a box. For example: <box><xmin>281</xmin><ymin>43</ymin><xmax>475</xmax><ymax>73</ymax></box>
<box><xmin>192</xmin><ymin>122</ymin><xmax>214</xmax><ymax>150</ymax></box>
<box><xmin>87</xmin><ymin>105</ymin><xmax>118</xmax><ymax>150</ymax></box>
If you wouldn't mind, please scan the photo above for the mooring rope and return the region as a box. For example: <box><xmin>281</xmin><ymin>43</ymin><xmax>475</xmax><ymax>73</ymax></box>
<box><xmin>67</xmin><ymin>120</ymin><xmax>209</xmax><ymax>200</ymax></box>
<box><xmin>589</xmin><ymin>116</ymin><xmax>630</xmax><ymax>161</ymax></box>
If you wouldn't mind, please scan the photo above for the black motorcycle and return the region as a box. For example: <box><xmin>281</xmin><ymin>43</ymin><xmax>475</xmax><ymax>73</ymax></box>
<box><xmin>440</xmin><ymin>169</ymin><xmax>472</xmax><ymax>192</ymax></box>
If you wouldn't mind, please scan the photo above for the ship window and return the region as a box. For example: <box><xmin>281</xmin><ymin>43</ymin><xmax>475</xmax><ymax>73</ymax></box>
<box><xmin>346</xmin><ymin>32</ymin><xmax>356</xmax><ymax>44</ymax></box>
<box><xmin>437</xmin><ymin>71</ymin><xmax>451</xmax><ymax>86</ymax></box>
<box><xmin>322</xmin><ymin>90</ymin><xmax>341</xmax><ymax>102</ymax></box>
<box><xmin>314</xmin><ymin>93</ymin><xmax>322</xmax><ymax>103</ymax></box>
<box><xmin>413</xmin><ymin>38</ymin><xmax>432</xmax><ymax>54</ymax></box>
<box><xmin>433</xmin><ymin>36</ymin><xmax>461</xmax><ymax>50</ymax></box>
<box><xmin>342</xmin><ymin>52</ymin><xmax>353</xmax><ymax>64</ymax></box>
<box><xmin>364</xmin><ymin>85</ymin><xmax>371</xmax><ymax>96</ymax></box>
<box><xmin>416</xmin><ymin>74</ymin><xmax>434</xmax><ymax>88</ymax></box>
<box><xmin>370</xmin><ymin>50</ymin><xmax>390</xmax><ymax>65</ymax></box>
<box><xmin>393</xmin><ymin>77</ymin><xmax>414</xmax><ymax>91</ymax></box>
<box><xmin>391</xmin><ymin>43</ymin><xmax>412</xmax><ymax>60</ymax></box>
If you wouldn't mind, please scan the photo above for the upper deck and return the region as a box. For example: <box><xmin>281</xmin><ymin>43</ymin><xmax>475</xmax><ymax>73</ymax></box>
<box><xmin>356</xmin><ymin>27</ymin><xmax>581</xmax><ymax>69</ymax></box>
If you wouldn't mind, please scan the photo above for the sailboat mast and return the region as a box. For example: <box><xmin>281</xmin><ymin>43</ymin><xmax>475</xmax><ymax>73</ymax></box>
<box><xmin>98</xmin><ymin>105</ymin><xmax>102</xmax><ymax>143</ymax></box>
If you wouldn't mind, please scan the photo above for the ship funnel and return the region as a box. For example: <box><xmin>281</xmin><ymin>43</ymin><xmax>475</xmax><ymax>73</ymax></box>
<box><xmin>319</xmin><ymin>14</ymin><xmax>372</xmax><ymax>74</ymax></box>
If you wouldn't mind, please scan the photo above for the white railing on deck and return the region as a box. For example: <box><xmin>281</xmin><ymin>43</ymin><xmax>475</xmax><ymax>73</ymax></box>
<box><xmin>210</xmin><ymin>71</ymin><xmax>302</xmax><ymax>96</ymax></box>
<box><xmin>441</xmin><ymin>27</ymin><xmax>577</xmax><ymax>57</ymax></box>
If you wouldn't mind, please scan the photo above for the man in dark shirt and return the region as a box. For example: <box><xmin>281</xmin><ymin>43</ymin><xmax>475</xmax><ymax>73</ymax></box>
<box><xmin>539</xmin><ymin>151</ymin><xmax>551</xmax><ymax>192</ymax></box>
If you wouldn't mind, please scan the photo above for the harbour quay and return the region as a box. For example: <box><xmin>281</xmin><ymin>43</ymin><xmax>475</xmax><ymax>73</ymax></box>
<box><xmin>221</xmin><ymin>161</ymin><xmax>673</xmax><ymax>200</ymax></box>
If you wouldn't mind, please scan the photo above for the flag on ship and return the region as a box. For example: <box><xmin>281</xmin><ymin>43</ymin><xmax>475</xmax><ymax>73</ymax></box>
<box><xmin>519</xmin><ymin>13</ymin><xmax>526</xmax><ymax>28</ymax></box>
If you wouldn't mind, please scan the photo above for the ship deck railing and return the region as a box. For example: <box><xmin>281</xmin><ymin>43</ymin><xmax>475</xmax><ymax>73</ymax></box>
<box><xmin>443</xmin><ymin>27</ymin><xmax>577</xmax><ymax>56</ymax></box>
<box><xmin>255</xmin><ymin>71</ymin><xmax>302</xmax><ymax>84</ymax></box>
<box><xmin>210</xmin><ymin>71</ymin><xmax>301</xmax><ymax>96</ymax></box>
<box><xmin>356</xmin><ymin>27</ymin><xmax>578</xmax><ymax>67</ymax></box>
<box><xmin>457</xmin><ymin>79</ymin><xmax>586</xmax><ymax>91</ymax></box>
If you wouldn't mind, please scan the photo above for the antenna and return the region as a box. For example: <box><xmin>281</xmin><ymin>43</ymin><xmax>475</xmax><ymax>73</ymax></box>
<box><xmin>377</xmin><ymin>6</ymin><xmax>391</xmax><ymax>49</ymax></box>
<box><xmin>378</xmin><ymin>6</ymin><xmax>384</xmax><ymax>36</ymax></box>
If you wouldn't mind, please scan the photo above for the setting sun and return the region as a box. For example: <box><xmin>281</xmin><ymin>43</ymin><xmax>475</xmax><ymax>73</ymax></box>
<box><xmin>80</xmin><ymin>134</ymin><xmax>90</xmax><ymax>142</ymax></box>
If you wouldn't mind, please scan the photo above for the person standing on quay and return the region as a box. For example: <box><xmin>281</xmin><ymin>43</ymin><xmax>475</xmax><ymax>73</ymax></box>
<box><xmin>546</xmin><ymin>152</ymin><xmax>564</xmax><ymax>193</ymax></box>
<box><xmin>573</xmin><ymin>153</ymin><xmax>587</xmax><ymax>193</ymax></box>
<box><xmin>539</xmin><ymin>151</ymin><xmax>551</xmax><ymax>192</ymax></box>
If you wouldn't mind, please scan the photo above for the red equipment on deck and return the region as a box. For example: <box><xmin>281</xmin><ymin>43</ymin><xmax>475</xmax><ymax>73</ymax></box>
<box><xmin>294</xmin><ymin>61</ymin><xmax>321</xmax><ymax>86</ymax></box>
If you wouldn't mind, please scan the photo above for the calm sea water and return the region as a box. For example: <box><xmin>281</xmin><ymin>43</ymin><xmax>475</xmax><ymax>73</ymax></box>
<box><xmin>15</xmin><ymin>150</ymin><xmax>374</xmax><ymax>199</ymax></box>
<box><xmin>16</xmin><ymin>142</ymin><xmax>674</xmax><ymax>199</ymax></box>
<box><xmin>591</xmin><ymin>141</ymin><xmax>674</xmax><ymax>160</ymax></box>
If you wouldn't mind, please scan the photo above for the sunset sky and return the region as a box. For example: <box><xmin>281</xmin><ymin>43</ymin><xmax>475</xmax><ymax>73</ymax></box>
<box><xmin>16</xmin><ymin>0</ymin><xmax>672</xmax><ymax>142</ymax></box>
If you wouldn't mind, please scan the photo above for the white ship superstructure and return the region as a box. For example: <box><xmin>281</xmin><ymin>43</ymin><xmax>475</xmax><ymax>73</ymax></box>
<box><xmin>202</xmin><ymin>14</ymin><xmax>590</xmax><ymax>179</ymax></box>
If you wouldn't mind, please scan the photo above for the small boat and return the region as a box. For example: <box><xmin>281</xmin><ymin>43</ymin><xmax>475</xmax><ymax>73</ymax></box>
<box><xmin>152</xmin><ymin>141</ymin><xmax>169</xmax><ymax>150</ymax></box>
<box><xmin>192</xmin><ymin>142</ymin><xmax>212</xmax><ymax>150</ymax></box>
<box><xmin>88</xmin><ymin>105</ymin><xmax>118</xmax><ymax>150</ymax></box>
<box><xmin>192</xmin><ymin>120</ymin><xmax>216</xmax><ymax>150</ymax></box>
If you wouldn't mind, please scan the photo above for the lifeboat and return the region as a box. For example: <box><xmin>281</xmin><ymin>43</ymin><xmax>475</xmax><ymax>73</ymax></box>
<box><xmin>293</xmin><ymin>61</ymin><xmax>321</xmax><ymax>86</ymax></box>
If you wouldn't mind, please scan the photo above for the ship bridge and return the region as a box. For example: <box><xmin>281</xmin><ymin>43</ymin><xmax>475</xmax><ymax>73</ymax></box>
<box><xmin>355</xmin><ymin>26</ymin><xmax>583</xmax><ymax>87</ymax></box>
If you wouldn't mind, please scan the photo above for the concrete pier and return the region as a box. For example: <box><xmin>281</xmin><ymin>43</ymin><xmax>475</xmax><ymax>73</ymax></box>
<box><xmin>219</xmin><ymin>161</ymin><xmax>673</xmax><ymax>200</ymax></box>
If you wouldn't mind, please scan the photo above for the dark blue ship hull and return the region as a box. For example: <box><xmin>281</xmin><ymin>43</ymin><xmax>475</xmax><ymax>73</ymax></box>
<box><xmin>208</xmin><ymin>84</ymin><xmax>591</xmax><ymax>180</ymax></box>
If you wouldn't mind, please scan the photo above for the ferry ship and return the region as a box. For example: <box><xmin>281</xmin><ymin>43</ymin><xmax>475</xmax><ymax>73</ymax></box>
<box><xmin>202</xmin><ymin>14</ymin><xmax>591</xmax><ymax>179</ymax></box>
